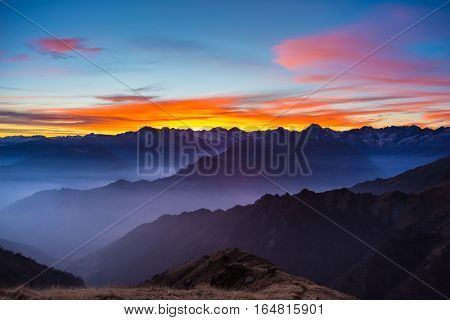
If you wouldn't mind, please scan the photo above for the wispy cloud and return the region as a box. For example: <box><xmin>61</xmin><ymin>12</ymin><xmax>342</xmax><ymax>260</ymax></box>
<box><xmin>95</xmin><ymin>95</ymin><xmax>158</xmax><ymax>103</ymax></box>
<box><xmin>0</xmin><ymin>109</ymin><xmax>125</xmax><ymax>126</ymax></box>
<box><xmin>133</xmin><ymin>83</ymin><xmax>164</xmax><ymax>93</ymax></box>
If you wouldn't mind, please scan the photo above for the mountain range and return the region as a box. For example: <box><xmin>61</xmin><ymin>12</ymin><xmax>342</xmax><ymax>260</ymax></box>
<box><xmin>1</xmin><ymin>125</ymin><xmax>448</xmax><ymax>258</ymax></box>
<box><xmin>1</xmin><ymin>125</ymin><xmax>447</xmax><ymax>175</ymax></box>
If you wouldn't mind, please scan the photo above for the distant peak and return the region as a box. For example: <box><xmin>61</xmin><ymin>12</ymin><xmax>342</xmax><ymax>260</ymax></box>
<box><xmin>211</xmin><ymin>127</ymin><xmax>227</xmax><ymax>132</ymax></box>
<box><xmin>306</xmin><ymin>123</ymin><xmax>323</xmax><ymax>130</ymax></box>
<box><xmin>138</xmin><ymin>126</ymin><xmax>158</xmax><ymax>132</ymax></box>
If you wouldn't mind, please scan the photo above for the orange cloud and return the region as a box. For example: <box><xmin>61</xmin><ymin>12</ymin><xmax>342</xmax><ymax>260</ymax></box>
<box><xmin>423</xmin><ymin>110</ymin><xmax>450</xmax><ymax>121</ymax></box>
<box><xmin>1</xmin><ymin>92</ymin><xmax>448</xmax><ymax>137</ymax></box>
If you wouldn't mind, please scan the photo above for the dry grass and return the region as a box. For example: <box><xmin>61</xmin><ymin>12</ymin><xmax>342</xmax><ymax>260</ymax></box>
<box><xmin>0</xmin><ymin>283</ymin><xmax>354</xmax><ymax>300</ymax></box>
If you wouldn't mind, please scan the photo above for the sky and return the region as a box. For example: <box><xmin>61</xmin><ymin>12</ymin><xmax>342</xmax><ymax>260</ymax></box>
<box><xmin>0</xmin><ymin>0</ymin><xmax>449</xmax><ymax>136</ymax></box>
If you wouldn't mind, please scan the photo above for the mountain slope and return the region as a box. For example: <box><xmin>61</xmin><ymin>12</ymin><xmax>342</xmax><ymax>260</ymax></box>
<box><xmin>0</xmin><ymin>247</ymin><xmax>84</xmax><ymax>288</ymax></box>
<box><xmin>331</xmin><ymin>186</ymin><xmax>450</xmax><ymax>299</ymax></box>
<box><xmin>71</xmin><ymin>186</ymin><xmax>449</xmax><ymax>299</ymax></box>
<box><xmin>351</xmin><ymin>156</ymin><xmax>450</xmax><ymax>194</ymax></box>
<box><xmin>145</xmin><ymin>248</ymin><xmax>353</xmax><ymax>299</ymax></box>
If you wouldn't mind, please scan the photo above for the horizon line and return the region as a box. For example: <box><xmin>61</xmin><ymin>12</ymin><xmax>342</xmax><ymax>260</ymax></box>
<box><xmin>1</xmin><ymin>123</ymin><xmax>448</xmax><ymax>139</ymax></box>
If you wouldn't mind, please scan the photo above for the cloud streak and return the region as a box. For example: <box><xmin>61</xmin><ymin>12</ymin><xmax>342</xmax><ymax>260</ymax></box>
<box><xmin>95</xmin><ymin>95</ymin><xmax>158</xmax><ymax>103</ymax></box>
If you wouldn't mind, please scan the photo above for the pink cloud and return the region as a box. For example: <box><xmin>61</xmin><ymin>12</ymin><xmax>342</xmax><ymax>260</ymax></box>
<box><xmin>272</xmin><ymin>27</ymin><xmax>430</xmax><ymax>79</ymax></box>
<box><xmin>0</xmin><ymin>53</ymin><xmax>31</xmax><ymax>63</ymax></box>
<box><xmin>274</xmin><ymin>31</ymin><xmax>372</xmax><ymax>71</ymax></box>
<box><xmin>32</xmin><ymin>38</ymin><xmax>102</xmax><ymax>58</ymax></box>
<box><xmin>272</xmin><ymin>5</ymin><xmax>448</xmax><ymax>85</ymax></box>
<box><xmin>7</xmin><ymin>54</ymin><xmax>31</xmax><ymax>62</ymax></box>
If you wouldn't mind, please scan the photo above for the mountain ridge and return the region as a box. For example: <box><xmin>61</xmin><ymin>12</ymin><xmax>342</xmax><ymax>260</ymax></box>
<box><xmin>1</xmin><ymin>124</ymin><xmax>447</xmax><ymax>140</ymax></box>
<box><xmin>70</xmin><ymin>184</ymin><xmax>449</xmax><ymax>299</ymax></box>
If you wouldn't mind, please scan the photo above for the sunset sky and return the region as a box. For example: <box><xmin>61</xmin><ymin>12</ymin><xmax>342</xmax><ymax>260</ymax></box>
<box><xmin>1</xmin><ymin>0</ymin><xmax>449</xmax><ymax>136</ymax></box>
